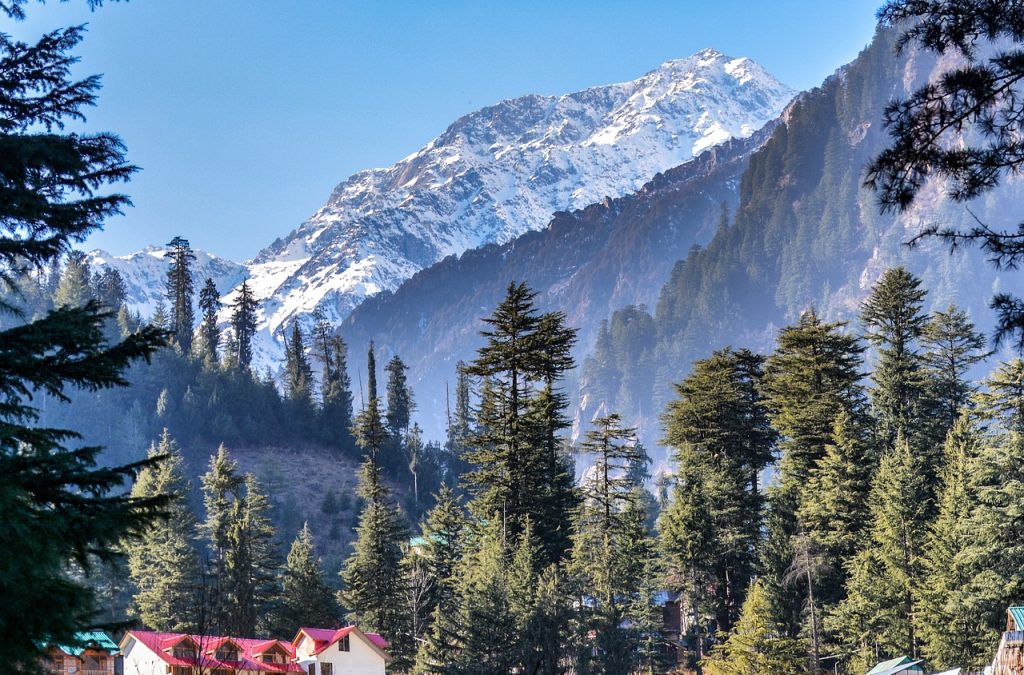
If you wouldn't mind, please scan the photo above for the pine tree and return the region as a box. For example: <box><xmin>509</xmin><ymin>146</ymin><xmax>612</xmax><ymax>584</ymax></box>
<box><xmin>570</xmin><ymin>415</ymin><xmax>649</xmax><ymax>673</ymax></box>
<box><xmin>835</xmin><ymin>435</ymin><xmax>929</xmax><ymax>661</ymax></box>
<box><xmin>198</xmin><ymin>277</ymin><xmax>221</xmax><ymax>363</ymax></box>
<box><xmin>661</xmin><ymin>347</ymin><xmax>773</xmax><ymax>631</ymax></box>
<box><xmin>271</xmin><ymin>523</ymin><xmax>339</xmax><ymax>635</ymax></box>
<box><xmin>340</xmin><ymin>459</ymin><xmax>412</xmax><ymax>668</ymax></box>
<box><xmin>462</xmin><ymin>282</ymin><xmax>579</xmax><ymax>567</ymax></box>
<box><xmin>659</xmin><ymin>457</ymin><xmax>717</xmax><ymax>672</ymax></box>
<box><xmin>861</xmin><ymin>267</ymin><xmax>941</xmax><ymax>463</ymax></box>
<box><xmin>386</xmin><ymin>354</ymin><xmax>414</xmax><ymax>438</ymax></box>
<box><xmin>921</xmin><ymin>304</ymin><xmax>988</xmax><ymax>433</ymax></box>
<box><xmin>0</xmin><ymin>17</ymin><xmax>167</xmax><ymax>665</ymax></box>
<box><xmin>450</xmin><ymin>520</ymin><xmax>518</xmax><ymax>674</ymax></box>
<box><xmin>796</xmin><ymin>410</ymin><xmax>874</xmax><ymax>602</ymax></box>
<box><xmin>321</xmin><ymin>334</ymin><xmax>355</xmax><ymax>448</ymax></box>
<box><xmin>284</xmin><ymin>321</ymin><xmax>314</xmax><ymax>403</ymax></box>
<box><xmin>916</xmin><ymin>416</ymin><xmax>995</xmax><ymax>669</ymax></box>
<box><xmin>199</xmin><ymin>445</ymin><xmax>243</xmax><ymax>631</ymax></box>
<box><xmin>413</xmin><ymin>485</ymin><xmax>466</xmax><ymax>669</ymax></box>
<box><xmin>165</xmin><ymin>236</ymin><xmax>196</xmax><ymax>353</ymax></box>
<box><xmin>93</xmin><ymin>268</ymin><xmax>127</xmax><ymax>312</ymax></box>
<box><xmin>762</xmin><ymin>309</ymin><xmax>866</xmax><ymax>500</ymax></box>
<box><xmin>230</xmin><ymin>280</ymin><xmax>258</xmax><ymax>369</ymax></box>
<box><xmin>703</xmin><ymin>580</ymin><xmax>808</xmax><ymax>675</ymax></box>
<box><xmin>353</xmin><ymin>342</ymin><xmax>389</xmax><ymax>459</ymax></box>
<box><xmin>53</xmin><ymin>250</ymin><xmax>94</xmax><ymax>308</ymax></box>
<box><xmin>975</xmin><ymin>359</ymin><xmax>1024</xmax><ymax>436</ymax></box>
<box><xmin>125</xmin><ymin>431</ymin><xmax>200</xmax><ymax>632</ymax></box>
<box><xmin>222</xmin><ymin>473</ymin><xmax>281</xmax><ymax>637</ymax></box>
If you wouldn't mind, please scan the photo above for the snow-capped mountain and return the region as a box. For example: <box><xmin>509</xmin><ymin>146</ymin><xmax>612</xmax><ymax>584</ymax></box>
<box><xmin>86</xmin><ymin>246</ymin><xmax>247</xmax><ymax>318</ymax></box>
<box><xmin>243</xmin><ymin>48</ymin><xmax>795</xmax><ymax>360</ymax></box>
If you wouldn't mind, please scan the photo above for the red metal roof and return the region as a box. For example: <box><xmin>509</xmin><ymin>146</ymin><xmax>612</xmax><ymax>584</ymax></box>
<box><xmin>295</xmin><ymin>627</ymin><xmax>389</xmax><ymax>657</ymax></box>
<box><xmin>126</xmin><ymin>631</ymin><xmax>301</xmax><ymax>673</ymax></box>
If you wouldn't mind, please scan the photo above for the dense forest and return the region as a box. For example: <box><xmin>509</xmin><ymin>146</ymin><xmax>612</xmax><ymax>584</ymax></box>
<box><xmin>103</xmin><ymin>270</ymin><xmax>1024</xmax><ymax>674</ymax></box>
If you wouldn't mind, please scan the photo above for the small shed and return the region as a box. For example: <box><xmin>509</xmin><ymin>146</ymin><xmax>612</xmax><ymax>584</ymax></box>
<box><xmin>865</xmin><ymin>655</ymin><xmax>925</xmax><ymax>675</ymax></box>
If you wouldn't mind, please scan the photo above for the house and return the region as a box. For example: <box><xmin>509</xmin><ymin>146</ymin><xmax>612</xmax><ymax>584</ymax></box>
<box><xmin>43</xmin><ymin>631</ymin><xmax>120</xmax><ymax>675</ymax></box>
<box><xmin>989</xmin><ymin>606</ymin><xmax>1024</xmax><ymax>674</ymax></box>
<box><xmin>865</xmin><ymin>655</ymin><xmax>925</xmax><ymax>675</ymax></box>
<box><xmin>120</xmin><ymin>627</ymin><xmax>390</xmax><ymax>675</ymax></box>
<box><xmin>292</xmin><ymin>627</ymin><xmax>391</xmax><ymax>675</ymax></box>
<box><xmin>121</xmin><ymin>631</ymin><xmax>304</xmax><ymax>675</ymax></box>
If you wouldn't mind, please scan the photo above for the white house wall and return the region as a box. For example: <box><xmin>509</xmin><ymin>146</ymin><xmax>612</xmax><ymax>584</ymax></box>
<box><xmin>121</xmin><ymin>640</ymin><xmax>169</xmax><ymax>675</ymax></box>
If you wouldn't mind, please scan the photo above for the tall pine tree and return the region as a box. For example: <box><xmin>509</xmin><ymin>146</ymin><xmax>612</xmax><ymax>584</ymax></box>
<box><xmin>198</xmin><ymin>277</ymin><xmax>221</xmax><ymax>363</ymax></box>
<box><xmin>165</xmin><ymin>236</ymin><xmax>196</xmax><ymax>353</ymax></box>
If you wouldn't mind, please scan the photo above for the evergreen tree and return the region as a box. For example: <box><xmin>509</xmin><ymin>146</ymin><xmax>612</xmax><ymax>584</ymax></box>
<box><xmin>284</xmin><ymin>321</ymin><xmax>314</xmax><ymax>403</ymax></box>
<box><xmin>796</xmin><ymin>411</ymin><xmax>874</xmax><ymax>602</ymax></box>
<box><xmin>570</xmin><ymin>414</ymin><xmax>649</xmax><ymax>673</ymax></box>
<box><xmin>0</xmin><ymin>17</ymin><xmax>167</xmax><ymax>665</ymax></box>
<box><xmin>762</xmin><ymin>309</ymin><xmax>866</xmax><ymax>500</ymax></box>
<box><xmin>53</xmin><ymin>250</ymin><xmax>93</xmax><ymax>308</ymax></box>
<box><xmin>165</xmin><ymin>236</ymin><xmax>196</xmax><ymax>353</ymax></box>
<box><xmin>200</xmin><ymin>445</ymin><xmax>243</xmax><ymax>631</ymax></box>
<box><xmin>975</xmin><ymin>359</ymin><xmax>1024</xmax><ymax>436</ymax></box>
<box><xmin>921</xmin><ymin>304</ymin><xmax>988</xmax><ymax>433</ymax></box>
<box><xmin>93</xmin><ymin>268</ymin><xmax>127</xmax><ymax>312</ymax></box>
<box><xmin>462</xmin><ymin>282</ymin><xmax>579</xmax><ymax>567</ymax></box>
<box><xmin>835</xmin><ymin>435</ymin><xmax>929</xmax><ymax>661</ymax></box>
<box><xmin>659</xmin><ymin>458</ymin><xmax>717</xmax><ymax>673</ymax></box>
<box><xmin>861</xmin><ymin>267</ymin><xmax>940</xmax><ymax>462</ymax></box>
<box><xmin>449</xmin><ymin>521</ymin><xmax>517</xmax><ymax>674</ymax></box>
<box><xmin>125</xmin><ymin>431</ymin><xmax>200</xmax><ymax>632</ymax></box>
<box><xmin>703</xmin><ymin>580</ymin><xmax>807</xmax><ymax>675</ymax></box>
<box><xmin>321</xmin><ymin>334</ymin><xmax>355</xmax><ymax>448</ymax></box>
<box><xmin>916</xmin><ymin>416</ymin><xmax>994</xmax><ymax>669</ymax></box>
<box><xmin>413</xmin><ymin>485</ymin><xmax>466</xmax><ymax>670</ymax></box>
<box><xmin>222</xmin><ymin>473</ymin><xmax>280</xmax><ymax>637</ymax></box>
<box><xmin>352</xmin><ymin>342</ymin><xmax>389</xmax><ymax>459</ymax></box>
<box><xmin>198</xmin><ymin>277</ymin><xmax>221</xmax><ymax>363</ymax></box>
<box><xmin>661</xmin><ymin>347</ymin><xmax>773</xmax><ymax>631</ymax></box>
<box><xmin>386</xmin><ymin>354</ymin><xmax>414</xmax><ymax>438</ymax></box>
<box><xmin>340</xmin><ymin>459</ymin><xmax>412</xmax><ymax>669</ymax></box>
<box><xmin>230</xmin><ymin>280</ymin><xmax>258</xmax><ymax>369</ymax></box>
<box><xmin>272</xmin><ymin>523</ymin><xmax>339</xmax><ymax>635</ymax></box>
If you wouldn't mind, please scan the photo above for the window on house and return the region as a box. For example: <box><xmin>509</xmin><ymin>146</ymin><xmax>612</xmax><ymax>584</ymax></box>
<box><xmin>172</xmin><ymin>647</ymin><xmax>196</xmax><ymax>660</ymax></box>
<box><xmin>215</xmin><ymin>649</ymin><xmax>239</xmax><ymax>662</ymax></box>
<box><xmin>321</xmin><ymin>664</ymin><xmax>333</xmax><ymax>675</ymax></box>
<box><xmin>261</xmin><ymin>654</ymin><xmax>279</xmax><ymax>664</ymax></box>
<box><xmin>83</xmin><ymin>655</ymin><xmax>103</xmax><ymax>671</ymax></box>
<box><xmin>339</xmin><ymin>636</ymin><xmax>350</xmax><ymax>652</ymax></box>
<box><xmin>307</xmin><ymin>664</ymin><xmax>315</xmax><ymax>675</ymax></box>
<box><xmin>50</xmin><ymin>656</ymin><xmax>63</xmax><ymax>674</ymax></box>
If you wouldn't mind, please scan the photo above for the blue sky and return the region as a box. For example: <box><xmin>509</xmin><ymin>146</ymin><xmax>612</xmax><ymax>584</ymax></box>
<box><xmin>7</xmin><ymin>0</ymin><xmax>881</xmax><ymax>261</ymax></box>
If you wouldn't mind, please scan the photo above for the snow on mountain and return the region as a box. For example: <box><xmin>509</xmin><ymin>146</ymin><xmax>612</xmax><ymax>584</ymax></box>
<box><xmin>240</xmin><ymin>48</ymin><xmax>795</xmax><ymax>364</ymax></box>
<box><xmin>86</xmin><ymin>246</ymin><xmax>247</xmax><ymax>318</ymax></box>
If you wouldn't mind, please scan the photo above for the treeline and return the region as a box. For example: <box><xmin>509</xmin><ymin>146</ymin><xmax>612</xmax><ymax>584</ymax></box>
<box><xmin>329</xmin><ymin>272</ymin><xmax>1022</xmax><ymax>674</ymax></box>
<box><xmin>6</xmin><ymin>243</ymin><xmax>451</xmax><ymax>516</ymax></box>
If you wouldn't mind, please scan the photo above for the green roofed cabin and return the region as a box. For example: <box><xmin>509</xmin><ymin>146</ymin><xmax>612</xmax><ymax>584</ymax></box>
<box><xmin>42</xmin><ymin>632</ymin><xmax>119</xmax><ymax>675</ymax></box>
<box><xmin>865</xmin><ymin>656</ymin><xmax>924</xmax><ymax>675</ymax></box>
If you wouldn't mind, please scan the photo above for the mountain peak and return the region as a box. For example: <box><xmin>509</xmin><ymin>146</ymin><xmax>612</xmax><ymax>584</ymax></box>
<box><xmin>214</xmin><ymin>55</ymin><xmax>795</xmax><ymax>368</ymax></box>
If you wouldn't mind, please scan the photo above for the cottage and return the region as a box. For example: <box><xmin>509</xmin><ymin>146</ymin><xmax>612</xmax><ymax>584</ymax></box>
<box><xmin>292</xmin><ymin>627</ymin><xmax>390</xmax><ymax>675</ymax></box>
<box><xmin>120</xmin><ymin>628</ymin><xmax>389</xmax><ymax>675</ymax></box>
<box><xmin>988</xmin><ymin>607</ymin><xmax>1024</xmax><ymax>674</ymax></box>
<box><xmin>43</xmin><ymin>631</ymin><xmax>120</xmax><ymax>675</ymax></box>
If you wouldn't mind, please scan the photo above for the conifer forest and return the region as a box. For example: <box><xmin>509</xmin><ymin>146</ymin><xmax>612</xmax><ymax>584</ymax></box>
<box><xmin>8</xmin><ymin>1</ymin><xmax>1024</xmax><ymax>674</ymax></box>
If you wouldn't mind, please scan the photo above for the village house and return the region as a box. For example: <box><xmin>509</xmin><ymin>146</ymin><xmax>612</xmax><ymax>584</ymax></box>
<box><xmin>120</xmin><ymin>627</ymin><xmax>388</xmax><ymax>675</ymax></box>
<box><xmin>43</xmin><ymin>631</ymin><xmax>120</xmax><ymax>675</ymax></box>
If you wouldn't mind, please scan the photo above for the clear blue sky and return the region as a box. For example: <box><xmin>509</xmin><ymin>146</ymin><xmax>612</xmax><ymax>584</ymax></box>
<box><xmin>7</xmin><ymin>0</ymin><xmax>882</xmax><ymax>261</ymax></box>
